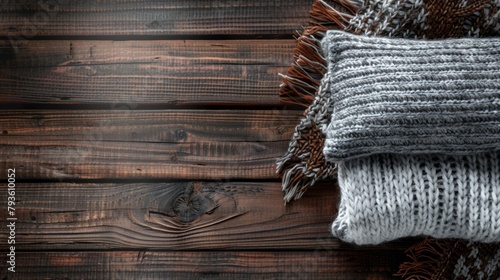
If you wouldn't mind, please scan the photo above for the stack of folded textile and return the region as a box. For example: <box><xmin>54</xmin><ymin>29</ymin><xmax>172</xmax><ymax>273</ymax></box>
<box><xmin>323</xmin><ymin>31</ymin><xmax>500</xmax><ymax>245</ymax></box>
<box><xmin>277</xmin><ymin>0</ymin><xmax>500</xmax><ymax>278</ymax></box>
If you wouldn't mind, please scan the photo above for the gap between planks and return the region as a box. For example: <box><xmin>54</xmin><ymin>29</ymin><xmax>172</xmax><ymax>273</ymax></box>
<box><xmin>1</xmin><ymin>0</ymin><xmax>315</xmax><ymax>37</ymax></box>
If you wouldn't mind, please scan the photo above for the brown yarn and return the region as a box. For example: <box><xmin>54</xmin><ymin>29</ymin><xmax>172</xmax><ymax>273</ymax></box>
<box><xmin>396</xmin><ymin>238</ymin><xmax>456</xmax><ymax>280</ymax></box>
<box><xmin>277</xmin><ymin>122</ymin><xmax>334</xmax><ymax>200</ymax></box>
<box><xmin>396</xmin><ymin>238</ymin><xmax>500</xmax><ymax>280</ymax></box>
<box><xmin>424</xmin><ymin>0</ymin><xmax>492</xmax><ymax>39</ymax></box>
<box><xmin>278</xmin><ymin>0</ymin><xmax>359</xmax><ymax>107</ymax></box>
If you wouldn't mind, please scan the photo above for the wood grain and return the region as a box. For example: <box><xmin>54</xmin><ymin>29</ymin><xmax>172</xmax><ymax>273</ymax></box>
<box><xmin>0</xmin><ymin>1</ymin><xmax>416</xmax><ymax>278</ymax></box>
<box><xmin>0</xmin><ymin>181</ymin><xmax>414</xmax><ymax>251</ymax></box>
<box><xmin>1</xmin><ymin>0</ymin><xmax>313</xmax><ymax>37</ymax></box>
<box><xmin>0</xmin><ymin>110</ymin><xmax>301</xmax><ymax>180</ymax></box>
<box><xmin>0</xmin><ymin>181</ymin><xmax>336</xmax><ymax>250</ymax></box>
<box><xmin>0</xmin><ymin>250</ymin><xmax>404</xmax><ymax>279</ymax></box>
<box><xmin>0</xmin><ymin>39</ymin><xmax>294</xmax><ymax>106</ymax></box>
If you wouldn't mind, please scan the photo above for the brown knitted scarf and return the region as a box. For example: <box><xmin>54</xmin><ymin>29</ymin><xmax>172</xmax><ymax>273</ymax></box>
<box><xmin>278</xmin><ymin>0</ymin><xmax>500</xmax><ymax>278</ymax></box>
<box><xmin>397</xmin><ymin>238</ymin><xmax>500</xmax><ymax>280</ymax></box>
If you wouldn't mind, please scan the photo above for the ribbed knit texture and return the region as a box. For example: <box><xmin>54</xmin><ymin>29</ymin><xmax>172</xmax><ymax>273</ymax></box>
<box><xmin>322</xmin><ymin>31</ymin><xmax>500</xmax><ymax>162</ymax></box>
<box><xmin>276</xmin><ymin>0</ymin><xmax>500</xmax><ymax>277</ymax></box>
<box><xmin>333</xmin><ymin>152</ymin><xmax>500</xmax><ymax>245</ymax></box>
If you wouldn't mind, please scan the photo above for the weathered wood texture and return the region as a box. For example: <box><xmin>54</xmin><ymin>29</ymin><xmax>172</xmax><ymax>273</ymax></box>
<box><xmin>1</xmin><ymin>0</ymin><xmax>313</xmax><ymax>37</ymax></box>
<box><xmin>0</xmin><ymin>181</ymin><xmax>337</xmax><ymax>250</ymax></box>
<box><xmin>0</xmin><ymin>110</ymin><xmax>301</xmax><ymax>180</ymax></box>
<box><xmin>0</xmin><ymin>251</ymin><xmax>405</xmax><ymax>280</ymax></box>
<box><xmin>0</xmin><ymin>181</ymin><xmax>414</xmax><ymax>251</ymax></box>
<box><xmin>0</xmin><ymin>40</ymin><xmax>294</xmax><ymax>106</ymax></box>
<box><xmin>0</xmin><ymin>1</ymin><xmax>414</xmax><ymax>278</ymax></box>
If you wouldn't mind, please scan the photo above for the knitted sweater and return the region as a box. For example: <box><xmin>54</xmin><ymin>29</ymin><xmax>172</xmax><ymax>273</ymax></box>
<box><xmin>334</xmin><ymin>152</ymin><xmax>500</xmax><ymax>245</ymax></box>
<box><xmin>322</xmin><ymin>31</ymin><xmax>500</xmax><ymax>162</ymax></box>
<box><xmin>321</xmin><ymin>31</ymin><xmax>500</xmax><ymax>245</ymax></box>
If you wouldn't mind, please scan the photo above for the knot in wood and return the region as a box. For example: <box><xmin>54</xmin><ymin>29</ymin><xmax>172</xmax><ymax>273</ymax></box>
<box><xmin>171</xmin><ymin>128</ymin><xmax>187</xmax><ymax>141</ymax></box>
<box><xmin>173</xmin><ymin>193</ymin><xmax>204</xmax><ymax>222</ymax></box>
<box><xmin>168</xmin><ymin>184</ymin><xmax>216</xmax><ymax>223</ymax></box>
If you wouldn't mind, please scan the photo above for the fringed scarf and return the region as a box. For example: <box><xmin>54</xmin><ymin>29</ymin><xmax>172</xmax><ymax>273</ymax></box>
<box><xmin>277</xmin><ymin>0</ymin><xmax>363</xmax><ymax>202</ymax></box>
<box><xmin>397</xmin><ymin>238</ymin><xmax>500</xmax><ymax>279</ymax></box>
<box><xmin>277</xmin><ymin>0</ymin><xmax>500</xmax><ymax>202</ymax></box>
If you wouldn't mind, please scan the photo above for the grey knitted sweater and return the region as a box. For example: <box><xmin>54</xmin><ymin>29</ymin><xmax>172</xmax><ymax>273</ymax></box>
<box><xmin>334</xmin><ymin>152</ymin><xmax>500</xmax><ymax>245</ymax></box>
<box><xmin>322</xmin><ymin>31</ymin><xmax>500</xmax><ymax>162</ymax></box>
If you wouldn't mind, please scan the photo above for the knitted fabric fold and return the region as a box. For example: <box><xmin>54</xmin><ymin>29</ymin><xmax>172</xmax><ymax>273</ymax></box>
<box><xmin>333</xmin><ymin>152</ymin><xmax>500</xmax><ymax>245</ymax></box>
<box><xmin>321</xmin><ymin>31</ymin><xmax>500</xmax><ymax>162</ymax></box>
<box><xmin>276</xmin><ymin>0</ymin><xmax>500</xmax><ymax>277</ymax></box>
<box><xmin>348</xmin><ymin>0</ymin><xmax>500</xmax><ymax>38</ymax></box>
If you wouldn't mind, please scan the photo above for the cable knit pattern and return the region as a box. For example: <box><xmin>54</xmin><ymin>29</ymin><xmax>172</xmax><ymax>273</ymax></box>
<box><xmin>333</xmin><ymin>152</ymin><xmax>500</xmax><ymax>245</ymax></box>
<box><xmin>322</xmin><ymin>31</ymin><xmax>500</xmax><ymax>162</ymax></box>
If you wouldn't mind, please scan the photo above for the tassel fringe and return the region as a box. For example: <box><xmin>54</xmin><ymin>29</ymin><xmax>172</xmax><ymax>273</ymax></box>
<box><xmin>396</xmin><ymin>238</ymin><xmax>500</xmax><ymax>279</ymax></box>
<box><xmin>277</xmin><ymin>0</ymin><xmax>361</xmax><ymax>202</ymax></box>
<box><xmin>277</xmin><ymin>75</ymin><xmax>339</xmax><ymax>202</ymax></box>
<box><xmin>395</xmin><ymin>238</ymin><xmax>457</xmax><ymax>280</ymax></box>
<box><xmin>276</xmin><ymin>120</ymin><xmax>337</xmax><ymax>202</ymax></box>
<box><xmin>278</xmin><ymin>0</ymin><xmax>360</xmax><ymax>107</ymax></box>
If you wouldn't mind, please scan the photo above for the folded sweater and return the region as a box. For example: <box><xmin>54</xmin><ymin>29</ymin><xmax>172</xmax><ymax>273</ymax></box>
<box><xmin>333</xmin><ymin>152</ymin><xmax>500</xmax><ymax>245</ymax></box>
<box><xmin>322</xmin><ymin>31</ymin><xmax>500</xmax><ymax>162</ymax></box>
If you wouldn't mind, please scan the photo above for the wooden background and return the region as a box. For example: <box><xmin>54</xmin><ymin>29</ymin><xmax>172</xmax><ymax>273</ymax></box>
<box><xmin>0</xmin><ymin>1</ymin><xmax>414</xmax><ymax>279</ymax></box>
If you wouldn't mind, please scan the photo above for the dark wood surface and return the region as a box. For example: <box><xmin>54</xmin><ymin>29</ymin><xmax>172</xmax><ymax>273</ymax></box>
<box><xmin>0</xmin><ymin>110</ymin><xmax>301</xmax><ymax>180</ymax></box>
<box><xmin>0</xmin><ymin>1</ymin><xmax>413</xmax><ymax>279</ymax></box>
<box><xmin>1</xmin><ymin>0</ymin><xmax>313</xmax><ymax>37</ymax></box>
<box><xmin>0</xmin><ymin>40</ymin><xmax>293</xmax><ymax>106</ymax></box>
<box><xmin>6</xmin><ymin>251</ymin><xmax>405</xmax><ymax>280</ymax></box>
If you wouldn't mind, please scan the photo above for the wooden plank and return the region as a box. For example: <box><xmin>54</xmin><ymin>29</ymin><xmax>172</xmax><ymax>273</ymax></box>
<box><xmin>0</xmin><ymin>110</ymin><xmax>299</xmax><ymax>142</ymax></box>
<box><xmin>0</xmin><ymin>39</ymin><xmax>294</xmax><ymax>106</ymax></box>
<box><xmin>0</xmin><ymin>181</ymin><xmax>413</xmax><ymax>251</ymax></box>
<box><xmin>0</xmin><ymin>0</ymin><xmax>313</xmax><ymax>37</ymax></box>
<box><xmin>0</xmin><ymin>250</ymin><xmax>404</xmax><ymax>279</ymax></box>
<box><xmin>0</xmin><ymin>110</ymin><xmax>301</xmax><ymax>180</ymax></box>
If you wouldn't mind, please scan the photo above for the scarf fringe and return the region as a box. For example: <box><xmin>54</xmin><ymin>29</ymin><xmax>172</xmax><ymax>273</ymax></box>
<box><xmin>276</xmin><ymin>119</ymin><xmax>337</xmax><ymax>202</ymax></box>
<box><xmin>277</xmin><ymin>0</ymin><xmax>361</xmax><ymax>202</ymax></box>
<box><xmin>277</xmin><ymin>78</ymin><xmax>338</xmax><ymax>203</ymax></box>
<box><xmin>395</xmin><ymin>238</ymin><xmax>457</xmax><ymax>280</ymax></box>
<box><xmin>278</xmin><ymin>0</ymin><xmax>360</xmax><ymax>107</ymax></box>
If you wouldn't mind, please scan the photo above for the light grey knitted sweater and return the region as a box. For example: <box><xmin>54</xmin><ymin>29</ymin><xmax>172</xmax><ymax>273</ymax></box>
<box><xmin>334</xmin><ymin>152</ymin><xmax>500</xmax><ymax>245</ymax></box>
<box><xmin>322</xmin><ymin>31</ymin><xmax>500</xmax><ymax>162</ymax></box>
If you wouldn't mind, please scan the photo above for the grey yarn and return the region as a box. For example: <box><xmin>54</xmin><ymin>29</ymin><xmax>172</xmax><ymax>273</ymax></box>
<box><xmin>334</xmin><ymin>152</ymin><xmax>500</xmax><ymax>245</ymax></box>
<box><xmin>318</xmin><ymin>31</ymin><xmax>500</xmax><ymax>245</ymax></box>
<box><xmin>321</xmin><ymin>31</ymin><xmax>500</xmax><ymax>162</ymax></box>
